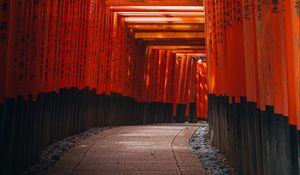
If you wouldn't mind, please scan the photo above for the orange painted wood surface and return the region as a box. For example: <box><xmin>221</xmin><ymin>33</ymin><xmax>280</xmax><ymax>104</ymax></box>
<box><xmin>206</xmin><ymin>0</ymin><xmax>300</xmax><ymax>129</ymax></box>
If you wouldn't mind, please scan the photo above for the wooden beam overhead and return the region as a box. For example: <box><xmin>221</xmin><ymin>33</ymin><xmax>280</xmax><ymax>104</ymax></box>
<box><xmin>118</xmin><ymin>11</ymin><xmax>205</xmax><ymax>17</ymax></box>
<box><xmin>143</xmin><ymin>38</ymin><xmax>205</xmax><ymax>46</ymax></box>
<box><xmin>171</xmin><ymin>50</ymin><xmax>205</xmax><ymax>53</ymax></box>
<box><xmin>110</xmin><ymin>6</ymin><xmax>204</xmax><ymax>12</ymax></box>
<box><xmin>127</xmin><ymin>24</ymin><xmax>204</xmax><ymax>32</ymax></box>
<box><xmin>125</xmin><ymin>17</ymin><xmax>204</xmax><ymax>24</ymax></box>
<box><xmin>108</xmin><ymin>3</ymin><xmax>206</xmax><ymax>55</ymax></box>
<box><xmin>106</xmin><ymin>0</ymin><xmax>203</xmax><ymax>6</ymax></box>
<box><xmin>135</xmin><ymin>32</ymin><xmax>205</xmax><ymax>39</ymax></box>
<box><xmin>149</xmin><ymin>46</ymin><xmax>205</xmax><ymax>50</ymax></box>
<box><xmin>176</xmin><ymin>53</ymin><xmax>206</xmax><ymax>56</ymax></box>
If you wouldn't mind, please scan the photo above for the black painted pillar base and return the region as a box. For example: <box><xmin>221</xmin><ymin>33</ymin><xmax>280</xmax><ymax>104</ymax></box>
<box><xmin>0</xmin><ymin>89</ymin><xmax>148</xmax><ymax>174</ymax></box>
<box><xmin>175</xmin><ymin>104</ymin><xmax>186</xmax><ymax>123</ymax></box>
<box><xmin>189</xmin><ymin>103</ymin><xmax>196</xmax><ymax>123</ymax></box>
<box><xmin>208</xmin><ymin>94</ymin><xmax>300</xmax><ymax>175</ymax></box>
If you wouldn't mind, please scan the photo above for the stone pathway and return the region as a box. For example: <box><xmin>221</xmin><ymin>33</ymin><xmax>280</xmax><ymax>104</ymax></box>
<box><xmin>48</xmin><ymin>124</ymin><xmax>205</xmax><ymax>175</ymax></box>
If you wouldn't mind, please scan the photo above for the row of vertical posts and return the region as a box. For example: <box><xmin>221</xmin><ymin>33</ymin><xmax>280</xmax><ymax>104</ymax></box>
<box><xmin>0</xmin><ymin>0</ymin><xmax>165</xmax><ymax>174</ymax></box>
<box><xmin>142</xmin><ymin>49</ymin><xmax>208</xmax><ymax>122</ymax></box>
<box><xmin>0</xmin><ymin>89</ymin><xmax>146</xmax><ymax>174</ymax></box>
<box><xmin>205</xmin><ymin>0</ymin><xmax>300</xmax><ymax>174</ymax></box>
<box><xmin>0</xmin><ymin>0</ymin><xmax>209</xmax><ymax>173</ymax></box>
<box><xmin>0</xmin><ymin>0</ymin><xmax>147</xmax><ymax>102</ymax></box>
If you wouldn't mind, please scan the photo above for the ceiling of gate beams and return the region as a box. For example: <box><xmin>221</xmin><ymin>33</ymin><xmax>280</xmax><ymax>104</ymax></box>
<box><xmin>106</xmin><ymin>0</ymin><xmax>205</xmax><ymax>55</ymax></box>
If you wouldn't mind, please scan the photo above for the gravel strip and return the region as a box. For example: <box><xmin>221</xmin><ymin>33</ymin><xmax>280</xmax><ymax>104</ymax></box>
<box><xmin>189</xmin><ymin>126</ymin><xmax>236</xmax><ymax>175</ymax></box>
<box><xmin>23</xmin><ymin>126</ymin><xmax>112</xmax><ymax>175</ymax></box>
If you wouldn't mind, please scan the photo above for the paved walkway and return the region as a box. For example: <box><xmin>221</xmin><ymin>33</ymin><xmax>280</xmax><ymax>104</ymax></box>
<box><xmin>48</xmin><ymin>124</ymin><xmax>205</xmax><ymax>175</ymax></box>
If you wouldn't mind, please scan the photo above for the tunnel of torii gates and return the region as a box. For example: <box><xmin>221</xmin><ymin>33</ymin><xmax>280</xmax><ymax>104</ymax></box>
<box><xmin>0</xmin><ymin>0</ymin><xmax>299</xmax><ymax>174</ymax></box>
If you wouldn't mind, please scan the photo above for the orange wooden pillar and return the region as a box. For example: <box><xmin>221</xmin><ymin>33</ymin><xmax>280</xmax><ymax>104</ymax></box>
<box><xmin>206</xmin><ymin>0</ymin><xmax>300</xmax><ymax>174</ymax></box>
<box><xmin>0</xmin><ymin>0</ymin><xmax>9</xmax><ymax>103</ymax></box>
<box><xmin>196</xmin><ymin>59</ymin><xmax>208</xmax><ymax>119</ymax></box>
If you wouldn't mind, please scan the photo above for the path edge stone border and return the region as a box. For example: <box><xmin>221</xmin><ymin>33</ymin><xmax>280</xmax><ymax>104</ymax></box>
<box><xmin>23</xmin><ymin>126</ymin><xmax>113</xmax><ymax>175</ymax></box>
